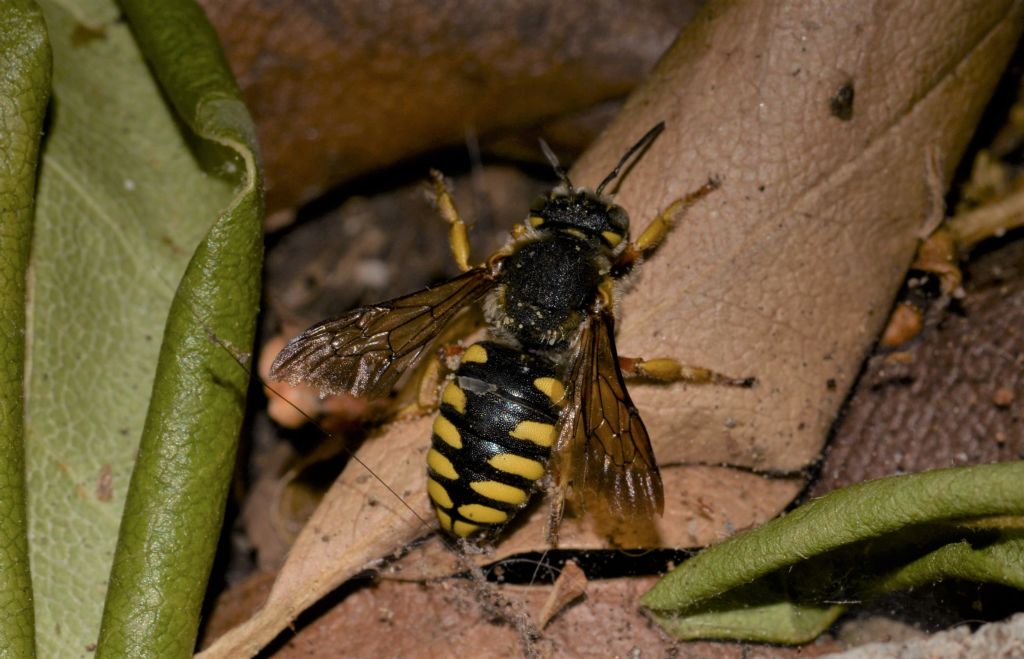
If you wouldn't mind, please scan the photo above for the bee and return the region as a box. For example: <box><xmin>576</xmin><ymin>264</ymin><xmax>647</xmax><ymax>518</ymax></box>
<box><xmin>269</xmin><ymin>123</ymin><xmax>752</xmax><ymax>540</ymax></box>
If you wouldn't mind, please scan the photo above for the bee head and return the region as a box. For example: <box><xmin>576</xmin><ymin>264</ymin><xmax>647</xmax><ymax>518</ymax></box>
<box><xmin>530</xmin><ymin>122</ymin><xmax>664</xmax><ymax>250</ymax></box>
<box><xmin>526</xmin><ymin>191</ymin><xmax>630</xmax><ymax>250</ymax></box>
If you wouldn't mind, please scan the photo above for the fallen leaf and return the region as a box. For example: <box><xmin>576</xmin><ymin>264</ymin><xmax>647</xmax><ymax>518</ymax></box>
<box><xmin>812</xmin><ymin>236</ymin><xmax>1024</xmax><ymax>494</ymax></box>
<box><xmin>0</xmin><ymin>3</ymin><xmax>49</xmax><ymax>656</ymax></box>
<box><xmin>204</xmin><ymin>571</ymin><xmax>845</xmax><ymax>658</ymax></box>
<box><xmin>22</xmin><ymin>1</ymin><xmax>263</xmax><ymax>657</ymax></box>
<box><xmin>537</xmin><ymin>560</ymin><xmax>588</xmax><ymax>628</ymax></box>
<box><xmin>643</xmin><ymin>463</ymin><xmax>1024</xmax><ymax>644</ymax></box>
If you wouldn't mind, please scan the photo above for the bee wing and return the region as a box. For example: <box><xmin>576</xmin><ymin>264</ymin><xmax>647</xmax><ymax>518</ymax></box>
<box><xmin>555</xmin><ymin>310</ymin><xmax>664</xmax><ymax>524</ymax></box>
<box><xmin>270</xmin><ymin>268</ymin><xmax>496</xmax><ymax>398</ymax></box>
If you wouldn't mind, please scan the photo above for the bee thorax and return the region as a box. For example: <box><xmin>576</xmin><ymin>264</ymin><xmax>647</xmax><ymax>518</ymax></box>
<box><xmin>494</xmin><ymin>234</ymin><xmax>605</xmax><ymax>349</ymax></box>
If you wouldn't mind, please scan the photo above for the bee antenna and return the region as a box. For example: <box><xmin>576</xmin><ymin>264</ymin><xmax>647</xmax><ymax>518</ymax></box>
<box><xmin>539</xmin><ymin>137</ymin><xmax>573</xmax><ymax>192</ymax></box>
<box><xmin>595</xmin><ymin>122</ymin><xmax>665</xmax><ymax>195</ymax></box>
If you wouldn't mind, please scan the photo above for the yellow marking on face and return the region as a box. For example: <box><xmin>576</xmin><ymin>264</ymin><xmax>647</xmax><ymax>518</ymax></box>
<box><xmin>427</xmin><ymin>477</ymin><xmax>454</xmax><ymax>509</ymax></box>
<box><xmin>533</xmin><ymin>377</ymin><xmax>565</xmax><ymax>404</ymax></box>
<box><xmin>470</xmin><ymin>480</ymin><xmax>528</xmax><ymax>506</ymax></box>
<box><xmin>427</xmin><ymin>448</ymin><xmax>458</xmax><ymax>480</ymax></box>
<box><xmin>436</xmin><ymin>508</ymin><xmax>452</xmax><ymax>532</ymax></box>
<box><xmin>528</xmin><ymin>215</ymin><xmax>545</xmax><ymax>227</ymax></box>
<box><xmin>601</xmin><ymin>230</ymin><xmax>623</xmax><ymax>247</ymax></box>
<box><xmin>462</xmin><ymin>344</ymin><xmax>488</xmax><ymax>364</ymax></box>
<box><xmin>458</xmin><ymin>503</ymin><xmax>509</xmax><ymax>524</ymax></box>
<box><xmin>440</xmin><ymin>382</ymin><xmax>467</xmax><ymax>414</ymax></box>
<box><xmin>488</xmin><ymin>453</ymin><xmax>545</xmax><ymax>481</ymax></box>
<box><xmin>453</xmin><ymin>521</ymin><xmax>480</xmax><ymax>537</ymax></box>
<box><xmin>432</xmin><ymin>414</ymin><xmax>463</xmax><ymax>449</ymax></box>
<box><xmin>562</xmin><ymin>228</ymin><xmax>586</xmax><ymax>240</ymax></box>
<box><xmin>509</xmin><ymin>420</ymin><xmax>556</xmax><ymax>447</ymax></box>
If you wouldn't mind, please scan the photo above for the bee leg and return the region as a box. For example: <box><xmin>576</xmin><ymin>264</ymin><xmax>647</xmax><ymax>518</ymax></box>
<box><xmin>634</xmin><ymin>177</ymin><xmax>721</xmax><ymax>254</ymax></box>
<box><xmin>614</xmin><ymin>177</ymin><xmax>721</xmax><ymax>272</ymax></box>
<box><xmin>545</xmin><ymin>494</ymin><xmax>565</xmax><ymax>547</ymax></box>
<box><xmin>430</xmin><ymin>169</ymin><xmax>472</xmax><ymax>272</ymax></box>
<box><xmin>619</xmin><ymin>356</ymin><xmax>755</xmax><ymax>388</ymax></box>
<box><xmin>391</xmin><ymin>350</ymin><xmax>449</xmax><ymax>420</ymax></box>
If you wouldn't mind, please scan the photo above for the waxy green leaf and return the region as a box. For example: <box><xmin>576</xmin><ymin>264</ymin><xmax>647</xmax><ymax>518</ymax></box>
<box><xmin>643</xmin><ymin>463</ymin><xmax>1024</xmax><ymax>644</ymax></box>
<box><xmin>0</xmin><ymin>1</ymin><xmax>51</xmax><ymax>656</ymax></box>
<box><xmin>18</xmin><ymin>0</ymin><xmax>262</xmax><ymax>656</ymax></box>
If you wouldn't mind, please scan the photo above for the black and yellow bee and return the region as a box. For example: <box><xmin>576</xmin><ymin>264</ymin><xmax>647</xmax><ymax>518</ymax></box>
<box><xmin>269</xmin><ymin>123</ymin><xmax>751</xmax><ymax>540</ymax></box>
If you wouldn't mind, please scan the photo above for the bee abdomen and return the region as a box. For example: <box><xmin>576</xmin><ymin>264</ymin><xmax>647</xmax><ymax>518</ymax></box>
<box><xmin>426</xmin><ymin>341</ymin><xmax>565</xmax><ymax>538</ymax></box>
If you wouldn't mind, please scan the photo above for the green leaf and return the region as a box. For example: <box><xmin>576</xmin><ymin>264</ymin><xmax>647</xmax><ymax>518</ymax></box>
<box><xmin>643</xmin><ymin>462</ymin><xmax>1024</xmax><ymax>644</ymax></box>
<box><xmin>24</xmin><ymin>0</ymin><xmax>262</xmax><ymax>657</ymax></box>
<box><xmin>0</xmin><ymin>1</ymin><xmax>51</xmax><ymax>657</ymax></box>
<box><xmin>866</xmin><ymin>528</ymin><xmax>1024</xmax><ymax>595</ymax></box>
<box><xmin>647</xmin><ymin>579</ymin><xmax>843</xmax><ymax>645</ymax></box>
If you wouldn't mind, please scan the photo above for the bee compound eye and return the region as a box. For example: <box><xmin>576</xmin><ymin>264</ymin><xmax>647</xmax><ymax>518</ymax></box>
<box><xmin>606</xmin><ymin>205</ymin><xmax>629</xmax><ymax>233</ymax></box>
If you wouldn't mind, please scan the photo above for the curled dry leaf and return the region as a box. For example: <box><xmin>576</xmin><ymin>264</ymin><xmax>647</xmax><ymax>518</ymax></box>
<box><xmin>202</xmin><ymin>1</ymin><xmax>1023</xmax><ymax>656</ymax></box>
<box><xmin>537</xmin><ymin>560</ymin><xmax>588</xmax><ymax>629</ymax></box>
<box><xmin>592</xmin><ymin>0</ymin><xmax>1022</xmax><ymax>477</ymax></box>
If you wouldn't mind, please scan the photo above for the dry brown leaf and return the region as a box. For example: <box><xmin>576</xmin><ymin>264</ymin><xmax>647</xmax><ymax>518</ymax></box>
<box><xmin>811</xmin><ymin>237</ymin><xmax>1024</xmax><ymax>496</ymax></box>
<box><xmin>879</xmin><ymin>301</ymin><xmax>925</xmax><ymax>348</ymax></box>
<box><xmin>590</xmin><ymin>0</ymin><xmax>1023</xmax><ymax>476</ymax></box>
<box><xmin>382</xmin><ymin>466</ymin><xmax>803</xmax><ymax>582</ymax></box>
<box><xmin>200</xmin><ymin>416</ymin><xmax>435</xmax><ymax>658</ymax></box>
<box><xmin>201</xmin><ymin>1</ymin><xmax>1024</xmax><ymax>656</ymax></box>
<box><xmin>536</xmin><ymin>560</ymin><xmax>588</xmax><ymax>629</ymax></box>
<box><xmin>200</xmin><ymin>0</ymin><xmax>699</xmax><ymax>217</ymax></box>
<box><xmin>205</xmin><ymin>572</ymin><xmax>846</xmax><ymax>658</ymax></box>
<box><xmin>240</xmin><ymin>439</ymin><xmax>302</xmax><ymax>572</ymax></box>
<box><xmin>201</xmin><ymin>572</ymin><xmax>276</xmax><ymax>648</ymax></box>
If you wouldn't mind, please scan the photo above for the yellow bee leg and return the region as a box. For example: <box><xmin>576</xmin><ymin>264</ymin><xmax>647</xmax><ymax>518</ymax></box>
<box><xmin>619</xmin><ymin>356</ymin><xmax>755</xmax><ymax>388</ymax></box>
<box><xmin>632</xmin><ymin>177</ymin><xmax>721</xmax><ymax>256</ymax></box>
<box><xmin>390</xmin><ymin>350</ymin><xmax>449</xmax><ymax>420</ymax></box>
<box><xmin>430</xmin><ymin>169</ymin><xmax>472</xmax><ymax>272</ymax></box>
